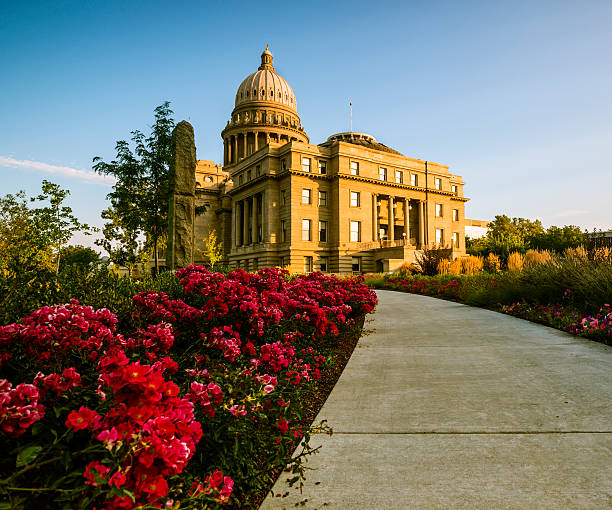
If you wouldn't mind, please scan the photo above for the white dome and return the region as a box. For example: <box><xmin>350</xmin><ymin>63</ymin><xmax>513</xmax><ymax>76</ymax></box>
<box><xmin>234</xmin><ymin>46</ymin><xmax>297</xmax><ymax>111</ymax></box>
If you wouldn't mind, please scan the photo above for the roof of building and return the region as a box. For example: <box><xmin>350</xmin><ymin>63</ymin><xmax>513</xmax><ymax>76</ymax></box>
<box><xmin>234</xmin><ymin>45</ymin><xmax>297</xmax><ymax>111</ymax></box>
<box><xmin>319</xmin><ymin>132</ymin><xmax>404</xmax><ymax>156</ymax></box>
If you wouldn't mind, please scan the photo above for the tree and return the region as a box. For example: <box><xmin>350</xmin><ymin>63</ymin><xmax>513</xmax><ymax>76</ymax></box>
<box><xmin>58</xmin><ymin>245</ymin><xmax>99</xmax><ymax>272</ymax></box>
<box><xmin>0</xmin><ymin>191</ymin><xmax>54</xmax><ymax>277</ymax></box>
<box><xmin>30</xmin><ymin>180</ymin><xmax>94</xmax><ymax>273</ymax></box>
<box><xmin>93</xmin><ymin>102</ymin><xmax>174</xmax><ymax>275</ymax></box>
<box><xmin>488</xmin><ymin>215</ymin><xmax>544</xmax><ymax>240</ymax></box>
<box><xmin>95</xmin><ymin>203</ymin><xmax>148</xmax><ymax>277</ymax></box>
<box><xmin>200</xmin><ymin>230</ymin><xmax>223</xmax><ymax>269</ymax></box>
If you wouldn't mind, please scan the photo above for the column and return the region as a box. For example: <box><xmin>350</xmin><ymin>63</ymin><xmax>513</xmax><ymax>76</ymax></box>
<box><xmin>418</xmin><ymin>200</ymin><xmax>425</xmax><ymax>247</ymax></box>
<box><xmin>241</xmin><ymin>134</ymin><xmax>247</xmax><ymax>160</ymax></box>
<box><xmin>372</xmin><ymin>193</ymin><xmax>378</xmax><ymax>241</ymax></box>
<box><xmin>266</xmin><ymin>133</ymin><xmax>271</xmax><ymax>144</ymax></box>
<box><xmin>262</xmin><ymin>189</ymin><xmax>269</xmax><ymax>243</ymax></box>
<box><xmin>231</xmin><ymin>136</ymin><xmax>236</xmax><ymax>164</ymax></box>
<box><xmin>252</xmin><ymin>193</ymin><xmax>259</xmax><ymax>244</ymax></box>
<box><xmin>388</xmin><ymin>196</ymin><xmax>395</xmax><ymax>242</ymax></box>
<box><xmin>243</xmin><ymin>200</ymin><xmax>249</xmax><ymax>246</ymax></box>
<box><xmin>254</xmin><ymin>132</ymin><xmax>259</xmax><ymax>152</ymax></box>
<box><xmin>404</xmin><ymin>198</ymin><xmax>410</xmax><ymax>244</ymax></box>
<box><xmin>231</xmin><ymin>202</ymin><xmax>237</xmax><ymax>247</ymax></box>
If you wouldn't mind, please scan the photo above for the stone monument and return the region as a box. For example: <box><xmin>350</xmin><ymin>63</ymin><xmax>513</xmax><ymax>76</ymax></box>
<box><xmin>166</xmin><ymin>120</ymin><xmax>196</xmax><ymax>270</ymax></box>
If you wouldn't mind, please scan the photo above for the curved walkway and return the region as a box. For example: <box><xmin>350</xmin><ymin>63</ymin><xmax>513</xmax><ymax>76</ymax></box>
<box><xmin>261</xmin><ymin>290</ymin><xmax>612</xmax><ymax>509</ymax></box>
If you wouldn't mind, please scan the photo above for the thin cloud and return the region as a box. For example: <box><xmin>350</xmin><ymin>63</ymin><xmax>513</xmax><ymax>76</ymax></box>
<box><xmin>553</xmin><ymin>209</ymin><xmax>589</xmax><ymax>218</ymax></box>
<box><xmin>0</xmin><ymin>156</ymin><xmax>116</xmax><ymax>186</ymax></box>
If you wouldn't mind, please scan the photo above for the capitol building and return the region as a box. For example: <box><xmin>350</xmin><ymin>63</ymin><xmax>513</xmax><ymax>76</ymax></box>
<box><xmin>192</xmin><ymin>46</ymin><xmax>468</xmax><ymax>273</ymax></box>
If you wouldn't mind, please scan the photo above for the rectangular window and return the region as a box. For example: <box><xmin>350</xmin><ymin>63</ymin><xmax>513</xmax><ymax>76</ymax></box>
<box><xmin>302</xmin><ymin>219</ymin><xmax>312</xmax><ymax>241</ymax></box>
<box><xmin>435</xmin><ymin>177</ymin><xmax>442</xmax><ymax>190</ymax></box>
<box><xmin>395</xmin><ymin>170</ymin><xmax>403</xmax><ymax>184</ymax></box>
<box><xmin>256</xmin><ymin>165</ymin><xmax>261</xmax><ymax>177</ymax></box>
<box><xmin>318</xmin><ymin>160</ymin><xmax>327</xmax><ymax>174</ymax></box>
<box><xmin>302</xmin><ymin>188</ymin><xmax>311</xmax><ymax>204</ymax></box>
<box><xmin>318</xmin><ymin>190</ymin><xmax>327</xmax><ymax>207</ymax></box>
<box><xmin>453</xmin><ymin>232</ymin><xmax>460</xmax><ymax>248</ymax></box>
<box><xmin>247</xmin><ymin>170</ymin><xmax>251</xmax><ymax>181</ymax></box>
<box><xmin>350</xmin><ymin>191</ymin><xmax>360</xmax><ymax>207</ymax></box>
<box><xmin>279</xmin><ymin>256</ymin><xmax>286</xmax><ymax>267</ymax></box>
<box><xmin>304</xmin><ymin>256</ymin><xmax>313</xmax><ymax>273</ymax></box>
<box><xmin>281</xmin><ymin>189</ymin><xmax>288</xmax><ymax>205</ymax></box>
<box><xmin>282</xmin><ymin>159</ymin><xmax>287</xmax><ymax>171</ymax></box>
<box><xmin>350</xmin><ymin>221</ymin><xmax>361</xmax><ymax>242</ymax></box>
<box><xmin>453</xmin><ymin>209</ymin><xmax>459</xmax><ymax>221</ymax></box>
<box><xmin>351</xmin><ymin>256</ymin><xmax>361</xmax><ymax>273</ymax></box>
<box><xmin>436</xmin><ymin>228</ymin><xmax>444</xmax><ymax>245</ymax></box>
<box><xmin>239</xmin><ymin>175</ymin><xmax>244</xmax><ymax>185</ymax></box>
<box><xmin>379</xmin><ymin>167</ymin><xmax>387</xmax><ymax>181</ymax></box>
<box><xmin>319</xmin><ymin>256</ymin><xmax>328</xmax><ymax>272</ymax></box>
<box><xmin>281</xmin><ymin>220</ymin><xmax>288</xmax><ymax>242</ymax></box>
<box><xmin>302</xmin><ymin>157</ymin><xmax>311</xmax><ymax>172</ymax></box>
<box><xmin>319</xmin><ymin>220</ymin><xmax>328</xmax><ymax>242</ymax></box>
<box><xmin>411</xmin><ymin>173</ymin><xmax>418</xmax><ymax>186</ymax></box>
<box><xmin>451</xmin><ymin>184</ymin><xmax>458</xmax><ymax>195</ymax></box>
<box><xmin>436</xmin><ymin>204</ymin><xmax>443</xmax><ymax>217</ymax></box>
<box><xmin>350</xmin><ymin>161</ymin><xmax>359</xmax><ymax>176</ymax></box>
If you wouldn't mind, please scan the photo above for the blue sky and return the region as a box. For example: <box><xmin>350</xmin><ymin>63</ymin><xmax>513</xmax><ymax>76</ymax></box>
<box><xmin>1</xmin><ymin>0</ymin><xmax>611</xmax><ymax>249</ymax></box>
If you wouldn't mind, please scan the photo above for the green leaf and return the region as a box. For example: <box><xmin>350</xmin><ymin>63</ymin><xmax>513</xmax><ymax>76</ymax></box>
<box><xmin>16</xmin><ymin>445</ymin><xmax>43</xmax><ymax>467</ymax></box>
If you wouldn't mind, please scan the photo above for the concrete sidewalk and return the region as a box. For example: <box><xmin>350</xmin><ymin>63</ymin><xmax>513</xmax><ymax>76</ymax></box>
<box><xmin>260</xmin><ymin>290</ymin><xmax>612</xmax><ymax>509</ymax></box>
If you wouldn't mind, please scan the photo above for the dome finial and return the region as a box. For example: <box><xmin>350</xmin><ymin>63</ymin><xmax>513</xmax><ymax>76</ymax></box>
<box><xmin>259</xmin><ymin>44</ymin><xmax>274</xmax><ymax>71</ymax></box>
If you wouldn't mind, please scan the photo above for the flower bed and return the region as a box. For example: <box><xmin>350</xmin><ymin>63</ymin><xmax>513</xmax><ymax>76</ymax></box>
<box><xmin>0</xmin><ymin>266</ymin><xmax>377</xmax><ymax>509</ymax></box>
<box><xmin>369</xmin><ymin>273</ymin><xmax>611</xmax><ymax>345</ymax></box>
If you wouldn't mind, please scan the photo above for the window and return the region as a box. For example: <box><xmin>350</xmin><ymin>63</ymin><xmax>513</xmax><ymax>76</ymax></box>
<box><xmin>318</xmin><ymin>160</ymin><xmax>327</xmax><ymax>174</ymax></box>
<box><xmin>453</xmin><ymin>232</ymin><xmax>460</xmax><ymax>248</ymax></box>
<box><xmin>411</xmin><ymin>174</ymin><xmax>418</xmax><ymax>186</ymax></box>
<box><xmin>281</xmin><ymin>189</ymin><xmax>288</xmax><ymax>205</ymax></box>
<box><xmin>351</xmin><ymin>256</ymin><xmax>361</xmax><ymax>273</ymax></box>
<box><xmin>304</xmin><ymin>256</ymin><xmax>313</xmax><ymax>273</ymax></box>
<box><xmin>436</xmin><ymin>228</ymin><xmax>444</xmax><ymax>245</ymax></box>
<box><xmin>436</xmin><ymin>204</ymin><xmax>443</xmax><ymax>217</ymax></box>
<box><xmin>453</xmin><ymin>209</ymin><xmax>459</xmax><ymax>221</ymax></box>
<box><xmin>279</xmin><ymin>256</ymin><xmax>286</xmax><ymax>267</ymax></box>
<box><xmin>395</xmin><ymin>170</ymin><xmax>403</xmax><ymax>184</ymax></box>
<box><xmin>282</xmin><ymin>159</ymin><xmax>287</xmax><ymax>171</ymax></box>
<box><xmin>318</xmin><ymin>190</ymin><xmax>327</xmax><ymax>207</ymax></box>
<box><xmin>379</xmin><ymin>167</ymin><xmax>387</xmax><ymax>181</ymax></box>
<box><xmin>302</xmin><ymin>219</ymin><xmax>312</xmax><ymax>241</ymax></box>
<box><xmin>319</xmin><ymin>256</ymin><xmax>328</xmax><ymax>272</ymax></box>
<box><xmin>256</xmin><ymin>165</ymin><xmax>261</xmax><ymax>177</ymax></box>
<box><xmin>239</xmin><ymin>175</ymin><xmax>244</xmax><ymax>186</ymax></box>
<box><xmin>435</xmin><ymin>178</ymin><xmax>442</xmax><ymax>190</ymax></box>
<box><xmin>247</xmin><ymin>170</ymin><xmax>251</xmax><ymax>181</ymax></box>
<box><xmin>451</xmin><ymin>185</ymin><xmax>458</xmax><ymax>195</ymax></box>
<box><xmin>302</xmin><ymin>188</ymin><xmax>311</xmax><ymax>204</ymax></box>
<box><xmin>302</xmin><ymin>157</ymin><xmax>311</xmax><ymax>172</ymax></box>
<box><xmin>350</xmin><ymin>161</ymin><xmax>359</xmax><ymax>176</ymax></box>
<box><xmin>350</xmin><ymin>221</ymin><xmax>361</xmax><ymax>242</ymax></box>
<box><xmin>281</xmin><ymin>220</ymin><xmax>288</xmax><ymax>242</ymax></box>
<box><xmin>319</xmin><ymin>221</ymin><xmax>328</xmax><ymax>242</ymax></box>
<box><xmin>350</xmin><ymin>191</ymin><xmax>360</xmax><ymax>207</ymax></box>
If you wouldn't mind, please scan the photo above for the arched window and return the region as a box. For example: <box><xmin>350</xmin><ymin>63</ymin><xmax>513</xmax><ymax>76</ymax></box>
<box><xmin>205</xmin><ymin>176</ymin><xmax>213</xmax><ymax>183</ymax></box>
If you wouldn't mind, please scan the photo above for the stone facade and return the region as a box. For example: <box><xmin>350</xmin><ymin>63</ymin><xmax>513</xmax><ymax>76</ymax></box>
<box><xmin>191</xmin><ymin>46</ymin><xmax>469</xmax><ymax>273</ymax></box>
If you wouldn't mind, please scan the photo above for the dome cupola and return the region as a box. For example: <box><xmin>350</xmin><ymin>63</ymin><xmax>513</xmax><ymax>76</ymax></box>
<box><xmin>221</xmin><ymin>46</ymin><xmax>309</xmax><ymax>168</ymax></box>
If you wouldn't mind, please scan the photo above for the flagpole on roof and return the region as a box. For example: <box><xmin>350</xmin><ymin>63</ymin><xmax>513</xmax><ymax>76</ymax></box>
<box><xmin>349</xmin><ymin>102</ymin><xmax>353</xmax><ymax>133</ymax></box>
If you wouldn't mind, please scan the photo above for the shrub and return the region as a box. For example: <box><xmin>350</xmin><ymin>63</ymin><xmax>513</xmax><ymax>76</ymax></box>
<box><xmin>523</xmin><ymin>249</ymin><xmax>553</xmax><ymax>270</ymax></box>
<box><xmin>460</xmin><ymin>255</ymin><xmax>483</xmax><ymax>275</ymax></box>
<box><xmin>507</xmin><ymin>252</ymin><xmax>524</xmax><ymax>271</ymax></box>
<box><xmin>415</xmin><ymin>246</ymin><xmax>452</xmax><ymax>276</ymax></box>
<box><xmin>484</xmin><ymin>253</ymin><xmax>501</xmax><ymax>273</ymax></box>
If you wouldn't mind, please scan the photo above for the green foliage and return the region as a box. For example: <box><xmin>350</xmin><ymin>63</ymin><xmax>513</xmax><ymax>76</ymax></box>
<box><xmin>93</xmin><ymin>102</ymin><xmax>175</xmax><ymax>274</ymax></box>
<box><xmin>58</xmin><ymin>245</ymin><xmax>99</xmax><ymax>272</ymax></box>
<box><xmin>467</xmin><ymin>214</ymin><xmax>588</xmax><ymax>261</ymax></box>
<box><xmin>30</xmin><ymin>180</ymin><xmax>95</xmax><ymax>272</ymax></box>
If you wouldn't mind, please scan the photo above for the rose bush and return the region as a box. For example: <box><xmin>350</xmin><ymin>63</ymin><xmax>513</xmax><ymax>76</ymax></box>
<box><xmin>0</xmin><ymin>267</ymin><xmax>376</xmax><ymax>509</ymax></box>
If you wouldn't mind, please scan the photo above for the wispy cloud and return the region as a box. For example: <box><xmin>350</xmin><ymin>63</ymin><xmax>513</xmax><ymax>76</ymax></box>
<box><xmin>0</xmin><ymin>156</ymin><xmax>116</xmax><ymax>186</ymax></box>
<box><xmin>553</xmin><ymin>209</ymin><xmax>589</xmax><ymax>218</ymax></box>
